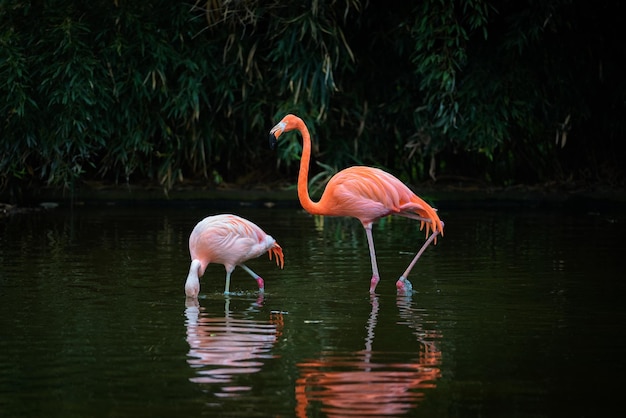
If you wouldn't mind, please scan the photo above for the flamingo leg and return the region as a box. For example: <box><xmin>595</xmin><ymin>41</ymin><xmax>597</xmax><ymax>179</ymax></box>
<box><xmin>396</xmin><ymin>228</ymin><xmax>442</xmax><ymax>294</ymax></box>
<box><xmin>364</xmin><ymin>223</ymin><xmax>381</xmax><ymax>293</ymax></box>
<box><xmin>239</xmin><ymin>264</ymin><xmax>265</xmax><ymax>293</ymax></box>
<box><xmin>224</xmin><ymin>270</ymin><xmax>233</xmax><ymax>294</ymax></box>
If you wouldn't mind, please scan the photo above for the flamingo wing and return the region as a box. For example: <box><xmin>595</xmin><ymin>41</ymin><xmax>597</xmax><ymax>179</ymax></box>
<box><xmin>322</xmin><ymin>167</ymin><xmax>440</xmax><ymax>228</ymax></box>
<box><xmin>189</xmin><ymin>215</ymin><xmax>274</xmax><ymax>270</ymax></box>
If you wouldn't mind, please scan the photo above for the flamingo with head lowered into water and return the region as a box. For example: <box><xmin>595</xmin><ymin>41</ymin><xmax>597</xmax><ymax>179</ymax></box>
<box><xmin>185</xmin><ymin>214</ymin><xmax>284</xmax><ymax>298</ymax></box>
<box><xmin>269</xmin><ymin>114</ymin><xmax>443</xmax><ymax>294</ymax></box>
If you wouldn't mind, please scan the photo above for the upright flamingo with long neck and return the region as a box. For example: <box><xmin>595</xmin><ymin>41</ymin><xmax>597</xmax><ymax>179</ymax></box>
<box><xmin>185</xmin><ymin>214</ymin><xmax>284</xmax><ymax>298</ymax></box>
<box><xmin>269</xmin><ymin>114</ymin><xmax>443</xmax><ymax>294</ymax></box>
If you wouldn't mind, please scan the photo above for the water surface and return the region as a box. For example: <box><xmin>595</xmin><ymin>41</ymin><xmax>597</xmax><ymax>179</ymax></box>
<box><xmin>1</xmin><ymin>202</ymin><xmax>624</xmax><ymax>417</ymax></box>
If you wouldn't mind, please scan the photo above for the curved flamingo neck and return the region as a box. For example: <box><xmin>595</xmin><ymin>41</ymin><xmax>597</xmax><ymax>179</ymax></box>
<box><xmin>295</xmin><ymin>118</ymin><xmax>323</xmax><ymax>215</ymax></box>
<box><xmin>185</xmin><ymin>259</ymin><xmax>202</xmax><ymax>298</ymax></box>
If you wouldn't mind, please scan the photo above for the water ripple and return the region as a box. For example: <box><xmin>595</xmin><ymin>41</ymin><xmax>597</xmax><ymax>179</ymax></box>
<box><xmin>184</xmin><ymin>295</ymin><xmax>282</xmax><ymax>397</ymax></box>
<box><xmin>294</xmin><ymin>295</ymin><xmax>442</xmax><ymax>417</ymax></box>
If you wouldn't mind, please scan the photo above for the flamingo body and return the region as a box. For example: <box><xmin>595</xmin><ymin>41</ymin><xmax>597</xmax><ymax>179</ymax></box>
<box><xmin>269</xmin><ymin>114</ymin><xmax>443</xmax><ymax>294</ymax></box>
<box><xmin>316</xmin><ymin>166</ymin><xmax>440</xmax><ymax>229</ymax></box>
<box><xmin>185</xmin><ymin>214</ymin><xmax>284</xmax><ymax>297</ymax></box>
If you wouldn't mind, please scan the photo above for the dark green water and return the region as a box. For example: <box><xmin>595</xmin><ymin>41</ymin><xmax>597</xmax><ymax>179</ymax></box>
<box><xmin>1</xmin><ymin>203</ymin><xmax>624</xmax><ymax>417</ymax></box>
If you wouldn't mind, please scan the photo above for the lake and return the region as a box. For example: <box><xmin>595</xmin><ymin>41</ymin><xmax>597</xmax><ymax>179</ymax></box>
<box><xmin>1</xmin><ymin>199</ymin><xmax>624</xmax><ymax>417</ymax></box>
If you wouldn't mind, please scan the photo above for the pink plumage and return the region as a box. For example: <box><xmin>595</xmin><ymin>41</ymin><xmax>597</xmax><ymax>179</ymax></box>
<box><xmin>269</xmin><ymin>114</ymin><xmax>443</xmax><ymax>294</ymax></box>
<box><xmin>185</xmin><ymin>214</ymin><xmax>284</xmax><ymax>298</ymax></box>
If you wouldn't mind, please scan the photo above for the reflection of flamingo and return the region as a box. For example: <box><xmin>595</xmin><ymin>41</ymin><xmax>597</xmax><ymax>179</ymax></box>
<box><xmin>269</xmin><ymin>114</ymin><xmax>444</xmax><ymax>294</ymax></box>
<box><xmin>184</xmin><ymin>295</ymin><xmax>284</xmax><ymax>398</ymax></box>
<box><xmin>295</xmin><ymin>295</ymin><xmax>442</xmax><ymax>417</ymax></box>
<box><xmin>185</xmin><ymin>214</ymin><xmax>284</xmax><ymax>297</ymax></box>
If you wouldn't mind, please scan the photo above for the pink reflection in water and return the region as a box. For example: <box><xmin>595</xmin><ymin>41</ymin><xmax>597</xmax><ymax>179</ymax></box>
<box><xmin>295</xmin><ymin>295</ymin><xmax>442</xmax><ymax>417</ymax></box>
<box><xmin>184</xmin><ymin>295</ymin><xmax>283</xmax><ymax>397</ymax></box>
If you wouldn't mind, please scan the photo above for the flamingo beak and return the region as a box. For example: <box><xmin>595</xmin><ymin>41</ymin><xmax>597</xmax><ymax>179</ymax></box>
<box><xmin>269</xmin><ymin>132</ymin><xmax>278</xmax><ymax>150</ymax></box>
<box><xmin>268</xmin><ymin>122</ymin><xmax>285</xmax><ymax>150</ymax></box>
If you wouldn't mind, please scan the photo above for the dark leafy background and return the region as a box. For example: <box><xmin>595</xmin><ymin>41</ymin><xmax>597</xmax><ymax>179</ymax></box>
<box><xmin>2</xmin><ymin>0</ymin><xmax>624</xmax><ymax>202</ymax></box>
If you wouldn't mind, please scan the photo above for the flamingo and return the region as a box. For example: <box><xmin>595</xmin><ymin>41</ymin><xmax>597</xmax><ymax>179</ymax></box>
<box><xmin>185</xmin><ymin>214</ymin><xmax>284</xmax><ymax>297</ymax></box>
<box><xmin>269</xmin><ymin>114</ymin><xmax>443</xmax><ymax>294</ymax></box>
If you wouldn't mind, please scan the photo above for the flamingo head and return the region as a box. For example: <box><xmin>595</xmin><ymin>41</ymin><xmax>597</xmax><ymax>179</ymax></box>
<box><xmin>185</xmin><ymin>259</ymin><xmax>202</xmax><ymax>298</ymax></box>
<box><xmin>269</xmin><ymin>114</ymin><xmax>301</xmax><ymax>150</ymax></box>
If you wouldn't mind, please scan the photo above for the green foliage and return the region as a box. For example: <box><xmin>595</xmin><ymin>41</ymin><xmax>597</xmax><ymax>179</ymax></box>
<box><xmin>1</xmin><ymin>0</ymin><xmax>624</xmax><ymax>199</ymax></box>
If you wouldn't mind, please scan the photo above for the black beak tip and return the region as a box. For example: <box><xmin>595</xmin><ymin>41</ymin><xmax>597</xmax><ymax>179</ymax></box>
<box><xmin>269</xmin><ymin>133</ymin><xmax>277</xmax><ymax>150</ymax></box>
